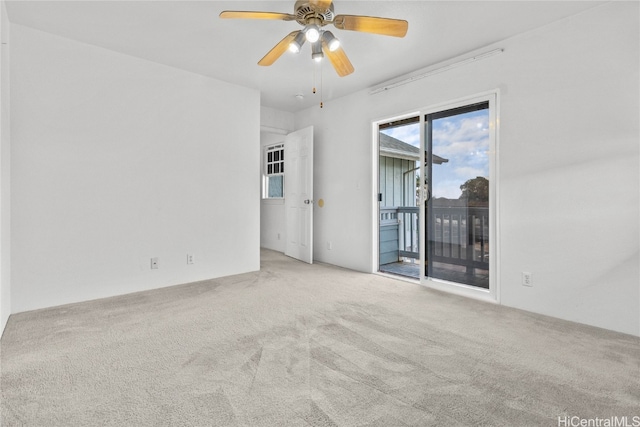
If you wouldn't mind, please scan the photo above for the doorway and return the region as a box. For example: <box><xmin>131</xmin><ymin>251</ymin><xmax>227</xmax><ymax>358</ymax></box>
<box><xmin>376</xmin><ymin>93</ymin><xmax>497</xmax><ymax>298</ymax></box>
<box><xmin>260</xmin><ymin>126</ymin><xmax>314</xmax><ymax>264</ymax></box>
<box><xmin>378</xmin><ymin>117</ymin><xmax>421</xmax><ymax>278</ymax></box>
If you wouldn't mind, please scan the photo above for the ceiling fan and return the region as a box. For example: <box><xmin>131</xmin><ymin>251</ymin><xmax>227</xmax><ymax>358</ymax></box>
<box><xmin>219</xmin><ymin>0</ymin><xmax>408</xmax><ymax>77</ymax></box>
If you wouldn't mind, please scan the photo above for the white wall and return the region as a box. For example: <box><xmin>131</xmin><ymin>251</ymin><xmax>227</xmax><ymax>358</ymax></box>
<box><xmin>10</xmin><ymin>24</ymin><xmax>260</xmax><ymax>313</ymax></box>
<box><xmin>260</xmin><ymin>107</ymin><xmax>294</xmax><ymax>253</ymax></box>
<box><xmin>0</xmin><ymin>0</ymin><xmax>10</xmax><ymax>334</ymax></box>
<box><xmin>295</xmin><ymin>2</ymin><xmax>640</xmax><ymax>336</ymax></box>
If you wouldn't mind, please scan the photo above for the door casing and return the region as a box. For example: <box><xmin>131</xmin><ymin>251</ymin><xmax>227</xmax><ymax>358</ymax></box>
<box><xmin>372</xmin><ymin>91</ymin><xmax>500</xmax><ymax>303</ymax></box>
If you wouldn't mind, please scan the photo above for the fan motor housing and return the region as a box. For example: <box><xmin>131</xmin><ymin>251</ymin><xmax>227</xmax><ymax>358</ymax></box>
<box><xmin>294</xmin><ymin>1</ymin><xmax>335</xmax><ymax>25</ymax></box>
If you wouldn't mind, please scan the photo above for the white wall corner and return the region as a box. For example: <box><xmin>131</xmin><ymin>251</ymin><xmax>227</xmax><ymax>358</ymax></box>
<box><xmin>9</xmin><ymin>25</ymin><xmax>261</xmax><ymax>313</ymax></box>
<box><xmin>260</xmin><ymin>106</ymin><xmax>294</xmax><ymax>134</ymax></box>
<box><xmin>0</xmin><ymin>0</ymin><xmax>11</xmax><ymax>335</ymax></box>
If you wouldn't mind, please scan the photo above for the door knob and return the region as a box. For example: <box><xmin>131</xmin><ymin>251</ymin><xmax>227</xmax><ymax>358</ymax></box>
<box><xmin>304</xmin><ymin>199</ymin><xmax>314</xmax><ymax>204</ymax></box>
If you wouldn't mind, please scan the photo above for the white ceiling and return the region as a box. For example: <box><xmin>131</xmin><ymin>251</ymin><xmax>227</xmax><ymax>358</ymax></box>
<box><xmin>5</xmin><ymin>1</ymin><xmax>606</xmax><ymax>112</ymax></box>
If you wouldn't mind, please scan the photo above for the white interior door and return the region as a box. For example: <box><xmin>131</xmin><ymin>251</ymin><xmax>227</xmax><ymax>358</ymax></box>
<box><xmin>284</xmin><ymin>126</ymin><xmax>314</xmax><ymax>264</ymax></box>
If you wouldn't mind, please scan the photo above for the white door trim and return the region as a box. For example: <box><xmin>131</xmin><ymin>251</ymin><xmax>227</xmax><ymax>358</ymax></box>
<box><xmin>371</xmin><ymin>90</ymin><xmax>500</xmax><ymax>304</ymax></box>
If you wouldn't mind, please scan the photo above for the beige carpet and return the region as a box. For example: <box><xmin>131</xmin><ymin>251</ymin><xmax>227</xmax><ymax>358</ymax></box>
<box><xmin>1</xmin><ymin>249</ymin><xmax>638</xmax><ymax>426</ymax></box>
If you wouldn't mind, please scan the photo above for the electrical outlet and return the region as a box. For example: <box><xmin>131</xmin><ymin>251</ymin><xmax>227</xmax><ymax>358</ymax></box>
<box><xmin>151</xmin><ymin>257</ymin><xmax>159</xmax><ymax>269</ymax></box>
<box><xmin>522</xmin><ymin>272</ymin><xmax>533</xmax><ymax>287</ymax></box>
<box><xmin>327</xmin><ymin>241</ymin><xmax>332</xmax><ymax>250</ymax></box>
<box><xmin>187</xmin><ymin>254</ymin><xmax>194</xmax><ymax>265</ymax></box>
<box><xmin>277</xmin><ymin>233</ymin><xmax>281</xmax><ymax>240</ymax></box>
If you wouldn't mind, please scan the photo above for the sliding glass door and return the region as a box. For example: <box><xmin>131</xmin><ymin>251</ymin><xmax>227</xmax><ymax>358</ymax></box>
<box><xmin>425</xmin><ymin>102</ymin><xmax>491</xmax><ymax>289</ymax></box>
<box><xmin>377</xmin><ymin>93</ymin><xmax>496</xmax><ymax>297</ymax></box>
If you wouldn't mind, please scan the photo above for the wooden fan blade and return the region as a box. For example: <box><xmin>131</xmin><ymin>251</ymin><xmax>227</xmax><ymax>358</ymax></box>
<box><xmin>258</xmin><ymin>31</ymin><xmax>300</xmax><ymax>66</ymax></box>
<box><xmin>321</xmin><ymin>40</ymin><xmax>354</xmax><ymax>77</ymax></box>
<box><xmin>219</xmin><ymin>11</ymin><xmax>296</xmax><ymax>21</ymax></box>
<box><xmin>332</xmin><ymin>15</ymin><xmax>408</xmax><ymax>37</ymax></box>
<box><xmin>308</xmin><ymin>0</ymin><xmax>333</xmax><ymax>11</ymax></box>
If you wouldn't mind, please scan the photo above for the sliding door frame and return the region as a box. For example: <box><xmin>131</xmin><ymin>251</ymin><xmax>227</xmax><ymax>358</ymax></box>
<box><xmin>372</xmin><ymin>90</ymin><xmax>500</xmax><ymax>304</ymax></box>
<box><xmin>372</xmin><ymin>110</ymin><xmax>421</xmax><ymax>281</ymax></box>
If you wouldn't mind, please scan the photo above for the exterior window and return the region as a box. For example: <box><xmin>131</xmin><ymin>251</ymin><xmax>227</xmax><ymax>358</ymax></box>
<box><xmin>264</xmin><ymin>144</ymin><xmax>284</xmax><ymax>198</ymax></box>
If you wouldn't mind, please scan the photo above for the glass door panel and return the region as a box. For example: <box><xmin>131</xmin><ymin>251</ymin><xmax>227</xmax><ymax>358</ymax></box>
<box><xmin>378</xmin><ymin>117</ymin><xmax>421</xmax><ymax>279</ymax></box>
<box><xmin>425</xmin><ymin>102</ymin><xmax>490</xmax><ymax>288</ymax></box>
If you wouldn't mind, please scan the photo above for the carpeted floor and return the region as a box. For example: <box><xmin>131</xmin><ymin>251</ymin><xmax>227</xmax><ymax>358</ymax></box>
<box><xmin>1</xmin><ymin>249</ymin><xmax>639</xmax><ymax>426</ymax></box>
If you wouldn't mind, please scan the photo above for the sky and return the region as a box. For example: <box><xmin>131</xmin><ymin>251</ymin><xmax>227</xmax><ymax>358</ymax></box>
<box><xmin>381</xmin><ymin>109</ymin><xmax>489</xmax><ymax>200</ymax></box>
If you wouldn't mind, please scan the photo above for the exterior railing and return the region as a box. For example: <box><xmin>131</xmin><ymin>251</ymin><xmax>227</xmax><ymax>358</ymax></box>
<box><xmin>397</xmin><ymin>207</ymin><xmax>419</xmax><ymax>259</ymax></box>
<box><xmin>380</xmin><ymin>206</ymin><xmax>489</xmax><ymax>269</ymax></box>
<box><xmin>431</xmin><ymin>206</ymin><xmax>489</xmax><ymax>269</ymax></box>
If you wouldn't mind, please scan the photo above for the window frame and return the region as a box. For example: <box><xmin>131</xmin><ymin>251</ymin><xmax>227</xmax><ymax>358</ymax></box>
<box><xmin>263</xmin><ymin>143</ymin><xmax>285</xmax><ymax>200</ymax></box>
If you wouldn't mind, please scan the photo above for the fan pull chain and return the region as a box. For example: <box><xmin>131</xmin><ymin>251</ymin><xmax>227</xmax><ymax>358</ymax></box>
<box><xmin>320</xmin><ymin>60</ymin><xmax>324</xmax><ymax>108</ymax></box>
<box><xmin>312</xmin><ymin>62</ymin><xmax>317</xmax><ymax>94</ymax></box>
<box><xmin>310</xmin><ymin>59</ymin><xmax>323</xmax><ymax>108</ymax></box>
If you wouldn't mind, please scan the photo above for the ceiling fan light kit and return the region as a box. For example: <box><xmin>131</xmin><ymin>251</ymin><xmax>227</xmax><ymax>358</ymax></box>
<box><xmin>321</xmin><ymin>31</ymin><xmax>340</xmax><ymax>52</ymax></box>
<box><xmin>220</xmin><ymin>0</ymin><xmax>408</xmax><ymax>78</ymax></box>
<box><xmin>304</xmin><ymin>23</ymin><xmax>321</xmax><ymax>43</ymax></box>
<box><xmin>289</xmin><ymin>31</ymin><xmax>307</xmax><ymax>53</ymax></box>
<box><xmin>311</xmin><ymin>41</ymin><xmax>324</xmax><ymax>62</ymax></box>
